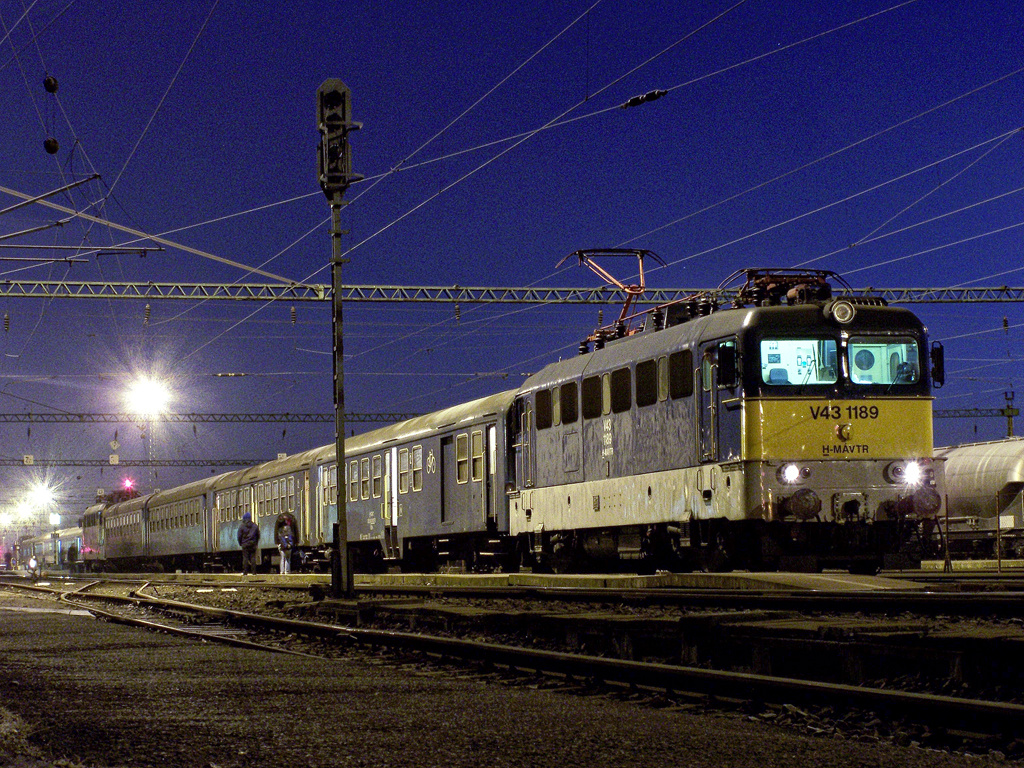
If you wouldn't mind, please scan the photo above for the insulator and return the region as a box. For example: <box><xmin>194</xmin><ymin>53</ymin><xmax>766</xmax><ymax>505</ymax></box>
<box><xmin>455</xmin><ymin>303</ymin><xmax>461</xmax><ymax>323</ymax></box>
<box><xmin>43</xmin><ymin>137</ymin><xmax>59</xmax><ymax>154</ymax></box>
<box><xmin>143</xmin><ymin>304</ymin><xmax>151</xmax><ymax>325</ymax></box>
<box><xmin>597</xmin><ymin>309</ymin><xmax>603</xmax><ymax>325</ymax></box>
<box><xmin>290</xmin><ymin>306</ymin><xmax>297</xmax><ymax>324</ymax></box>
<box><xmin>43</xmin><ymin>75</ymin><xmax>58</xmax><ymax>93</ymax></box>
<box><xmin>3</xmin><ymin>312</ymin><xmax>8</xmax><ymax>333</ymax></box>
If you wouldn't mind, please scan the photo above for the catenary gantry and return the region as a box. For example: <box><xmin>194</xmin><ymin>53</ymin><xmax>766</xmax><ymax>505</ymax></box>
<box><xmin>1</xmin><ymin>280</ymin><xmax>1024</xmax><ymax>303</ymax></box>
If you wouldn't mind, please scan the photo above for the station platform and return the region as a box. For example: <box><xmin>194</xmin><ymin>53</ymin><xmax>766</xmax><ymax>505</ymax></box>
<box><xmin>920</xmin><ymin>558</ymin><xmax>1024</xmax><ymax>571</ymax></box>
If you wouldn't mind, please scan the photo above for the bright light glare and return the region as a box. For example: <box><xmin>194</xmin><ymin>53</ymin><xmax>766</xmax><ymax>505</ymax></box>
<box><xmin>123</xmin><ymin>478</ymin><xmax>135</xmax><ymax>491</ymax></box>
<box><xmin>782</xmin><ymin>464</ymin><xmax>801</xmax><ymax>484</ymax></box>
<box><xmin>903</xmin><ymin>461</ymin><xmax>922</xmax><ymax>485</ymax></box>
<box><xmin>49</xmin><ymin>512</ymin><xmax>60</xmax><ymax>527</ymax></box>
<box><xmin>0</xmin><ymin>512</ymin><xmax>12</xmax><ymax>527</ymax></box>
<box><xmin>28</xmin><ymin>483</ymin><xmax>54</xmax><ymax>508</ymax></box>
<box><xmin>125</xmin><ymin>378</ymin><xmax>171</xmax><ymax>416</ymax></box>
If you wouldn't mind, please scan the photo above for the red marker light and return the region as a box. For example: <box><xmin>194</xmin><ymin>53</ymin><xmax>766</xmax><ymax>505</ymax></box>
<box><xmin>123</xmin><ymin>478</ymin><xmax>134</xmax><ymax>491</ymax></box>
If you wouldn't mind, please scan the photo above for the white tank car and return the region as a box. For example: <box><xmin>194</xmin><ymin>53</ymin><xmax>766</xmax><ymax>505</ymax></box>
<box><xmin>934</xmin><ymin>438</ymin><xmax>1024</xmax><ymax>557</ymax></box>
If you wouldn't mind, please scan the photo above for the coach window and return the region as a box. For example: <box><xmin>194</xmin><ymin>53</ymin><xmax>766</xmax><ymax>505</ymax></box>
<box><xmin>372</xmin><ymin>455</ymin><xmax>382</xmax><ymax>498</ymax></box>
<box><xmin>412</xmin><ymin>446</ymin><xmax>423</xmax><ymax>491</ymax></box>
<box><xmin>602</xmin><ymin>372</ymin><xmax>612</xmax><ymax>415</ymax></box>
<box><xmin>288</xmin><ymin>476</ymin><xmax>296</xmax><ymax>511</ymax></box>
<box><xmin>349</xmin><ymin>460</ymin><xmax>359</xmax><ymax>502</ymax></box>
<box><xmin>669</xmin><ymin>349</ymin><xmax>694</xmax><ymax>399</ymax></box>
<box><xmin>552</xmin><ymin>386</ymin><xmax>561</xmax><ymax>426</ymax></box>
<box><xmin>456</xmin><ymin>433</ymin><xmax>470</xmax><ymax>483</ymax></box>
<box><xmin>257</xmin><ymin>484</ymin><xmax>265</xmax><ymax>518</ymax></box>
<box><xmin>636</xmin><ymin>359</ymin><xmax>657</xmax><ymax>407</ymax></box>
<box><xmin>471</xmin><ymin>430</ymin><xmax>484</xmax><ymax>482</ymax></box>
<box><xmin>242</xmin><ymin>487</ymin><xmax>252</xmax><ymax>518</ymax></box>
<box><xmin>360</xmin><ymin>457</ymin><xmax>371</xmax><ymax>499</ymax></box>
<box><xmin>582</xmin><ymin>375</ymin><xmax>601</xmax><ymax>419</ymax></box>
<box><xmin>657</xmin><ymin>356</ymin><xmax>669</xmax><ymax>401</ymax></box>
<box><xmin>561</xmin><ymin>382</ymin><xmax>579</xmax><ymax>424</ymax></box>
<box><xmin>327</xmin><ymin>465</ymin><xmax>337</xmax><ymax>505</ymax></box>
<box><xmin>535</xmin><ymin>389</ymin><xmax>553</xmax><ymax>430</ymax></box>
<box><xmin>399</xmin><ymin>448</ymin><xmax>410</xmax><ymax>494</ymax></box>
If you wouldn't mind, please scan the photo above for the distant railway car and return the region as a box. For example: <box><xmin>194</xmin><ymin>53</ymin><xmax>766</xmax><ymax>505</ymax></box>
<box><xmin>18</xmin><ymin>527</ymin><xmax>82</xmax><ymax>571</ymax></box>
<box><xmin>80</xmin><ymin>502</ymin><xmax>106</xmax><ymax>569</ymax></box>
<box><xmin>934</xmin><ymin>438</ymin><xmax>1024</xmax><ymax>558</ymax></box>
<box><xmin>335</xmin><ymin>390</ymin><xmax>517</xmax><ymax>572</ymax></box>
<box><xmin>210</xmin><ymin>445</ymin><xmax>330</xmax><ymax>572</ymax></box>
<box><xmin>79</xmin><ymin>267</ymin><xmax>945</xmax><ymax>575</ymax></box>
<box><xmin>147</xmin><ymin>477</ymin><xmax>216</xmax><ymax>571</ymax></box>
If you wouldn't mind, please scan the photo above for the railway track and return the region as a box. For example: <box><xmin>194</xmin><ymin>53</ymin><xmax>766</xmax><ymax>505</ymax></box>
<box><xmin>3</xmin><ymin>575</ymin><xmax>1024</xmax><ymax>753</ymax></box>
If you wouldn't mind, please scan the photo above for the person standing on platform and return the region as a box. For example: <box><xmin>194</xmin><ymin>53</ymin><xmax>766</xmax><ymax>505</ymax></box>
<box><xmin>275</xmin><ymin>511</ymin><xmax>298</xmax><ymax>574</ymax></box>
<box><xmin>276</xmin><ymin>520</ymin><xmax>295</xmax><ymax>574</ymax></box>
<box><xmin>237</xmin><ymin>512</ymin><xmax>260</xmax><ymax>575</ymax></box>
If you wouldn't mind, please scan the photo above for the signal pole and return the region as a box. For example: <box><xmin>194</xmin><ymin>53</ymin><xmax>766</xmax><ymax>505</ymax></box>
<box><xmin>317</xmin><ymin>79</ymin><xmax>362</xmax><ymax>598</ymax></box>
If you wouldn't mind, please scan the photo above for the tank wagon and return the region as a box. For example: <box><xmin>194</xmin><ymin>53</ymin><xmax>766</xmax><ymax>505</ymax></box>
<box><xmin>79</xmin><ymin>267</ymin><xmax>944</xmax><ymax>574</ymax></box>
<box><xmin>933</xmin><ymin>438</ymin><xmax>1024</xmax><ymax>558</ymax></box>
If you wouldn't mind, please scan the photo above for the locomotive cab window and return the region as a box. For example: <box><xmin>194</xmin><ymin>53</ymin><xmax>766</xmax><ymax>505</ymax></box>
<box><xmin>848</xmin><ymin>336</ymin><xmax>920</xmax><ymax>385</ymax></box>
<box><xmin>760</xmin><ymin>339</ymin><xmax>838</xmax><ymax>386</ymax></box>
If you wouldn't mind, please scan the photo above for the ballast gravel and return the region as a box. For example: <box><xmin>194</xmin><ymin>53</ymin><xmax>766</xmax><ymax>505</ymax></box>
<box><xmin>0</xmin><ymin>589</ymin><xmax>1013</xmax><ymax>768</ymax></box>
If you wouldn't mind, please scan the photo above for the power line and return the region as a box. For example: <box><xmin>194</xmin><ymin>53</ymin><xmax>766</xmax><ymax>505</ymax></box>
<box><xmin>0</xmin><ymin>412</ymin><xmax>415</xmax><ymax>424</ymax></box>
<box><xmin>0</xmin><ymin>458</ymin><xmax>263</xmax><ymax>468</ymax></box>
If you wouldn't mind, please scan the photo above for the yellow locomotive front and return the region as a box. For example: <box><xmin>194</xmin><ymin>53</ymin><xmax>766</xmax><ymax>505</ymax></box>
<box><xmin>713</xmin><ymin>277</ymin><xmax>943</xmax><ymax>572</ymax></box>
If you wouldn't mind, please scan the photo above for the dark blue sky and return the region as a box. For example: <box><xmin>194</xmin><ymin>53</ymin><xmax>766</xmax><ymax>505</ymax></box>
<box><xmin>2</xmin><ymin>0</ymin><xmax>1024</xmax><ymax>517</ymax></box>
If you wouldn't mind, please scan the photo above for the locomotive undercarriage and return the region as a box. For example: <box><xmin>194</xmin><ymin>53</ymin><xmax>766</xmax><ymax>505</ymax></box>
<box><xmin>514</xmin><ymin>517</ymin><xmax>920</xmax><ymax>575</ymax></box>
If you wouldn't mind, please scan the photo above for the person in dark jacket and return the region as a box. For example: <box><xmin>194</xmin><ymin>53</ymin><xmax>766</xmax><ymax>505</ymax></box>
<box><xmin>237</xmin><ymin>511</ymin><xmax>260</xmax><ymax>575</ymax></box>
<box><xmin>274</xmin><ymin>511</ymin><xmax>298</xmax><ymax>574</ymax></box>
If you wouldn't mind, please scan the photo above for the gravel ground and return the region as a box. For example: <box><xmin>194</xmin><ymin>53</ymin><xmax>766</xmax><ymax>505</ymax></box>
<box><xmin>0</xmin><ymin>588</ymin><xmax>1018</xmax><ymax>768</ymax></box>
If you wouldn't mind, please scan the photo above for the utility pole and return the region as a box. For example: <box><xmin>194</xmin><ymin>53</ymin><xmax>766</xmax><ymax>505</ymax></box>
<box><xmin>318</xmin><ymin>79</ymin><xmax>362</xmax><ymax>598</ymax></box>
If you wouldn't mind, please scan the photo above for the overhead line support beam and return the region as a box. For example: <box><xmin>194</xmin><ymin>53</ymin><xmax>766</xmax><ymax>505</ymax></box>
<box><xmin>2</xmin><ymin>282</ymin><xmax>1024</xmax><ymax>304</ymax></box>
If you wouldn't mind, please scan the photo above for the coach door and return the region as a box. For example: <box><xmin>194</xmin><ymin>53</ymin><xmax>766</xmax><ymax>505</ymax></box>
<box><xmin>384</xmin><ymin>448</ymin><xmax>400</xmax><ymax>559</ymax></box>
<box><xmin>512</xmin><ymin>396</ymin><xmax>534</xmax><ymax>489</ymax></box>
<box><xmin>699</xmin><ymin>344</ymin><xmax>718</xmax><ymax>463</ymax></box>
<box><xmin>699</xmin><ymin>339</ymin><xmax>741</xmax><ymax>464</ymax></box>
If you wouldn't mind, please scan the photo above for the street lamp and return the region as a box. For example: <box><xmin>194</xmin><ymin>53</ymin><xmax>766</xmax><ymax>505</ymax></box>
<box><xmin>125</xmin><ymin>376</ymin><xmax>172</xmax><ymax>489</ymax></box>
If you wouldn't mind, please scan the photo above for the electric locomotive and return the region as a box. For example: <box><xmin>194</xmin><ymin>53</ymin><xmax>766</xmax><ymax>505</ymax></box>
<box><xmin>507</xmin><ymin>268</ymin><xmax>944</xmax><ymax>573</ymax></box>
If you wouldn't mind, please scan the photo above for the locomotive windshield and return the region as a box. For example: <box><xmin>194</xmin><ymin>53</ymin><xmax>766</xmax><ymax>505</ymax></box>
<box><xmin>760</xmin><ymin>336</ymin><xmax>921</xmax><ymax>389</ymax></box>
<box><xmin>760</xmin><ymin>338</ymin><xmax>838</xmax><ymax>386</ymax></box>
<box><xmin>847</xmin><ymin>336</ymin><xmax>919</xmax><ymax>385</ymax></box>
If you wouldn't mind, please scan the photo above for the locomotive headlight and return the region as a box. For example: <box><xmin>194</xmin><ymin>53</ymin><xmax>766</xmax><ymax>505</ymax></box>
<box><xmin>885</xmin><ymin>460</ymin><xmax>923</xmax><ymax>485</ymax></box>
<box><xmin>778</xmin><ymin>463</ymin><xmax>810</xmax><ymax>484</ymax></box>
<box><xmin>826</xmin><ymin>299</ymin><xmax>856</xmax><ymax>324</ymax></box>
